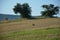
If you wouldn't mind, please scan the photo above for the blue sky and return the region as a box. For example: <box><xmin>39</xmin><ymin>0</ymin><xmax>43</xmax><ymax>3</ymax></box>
<box><xmin>0</xmin><ymin>0</ymin><xmax>60</xmax><ymax>17</ymax></box>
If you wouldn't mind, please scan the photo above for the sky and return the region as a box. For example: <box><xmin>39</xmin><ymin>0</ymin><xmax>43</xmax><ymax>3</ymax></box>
<box><xmin>0</xmin><ymin>0</ymin><xmax>60</xmax><ymax>17</ymax></box>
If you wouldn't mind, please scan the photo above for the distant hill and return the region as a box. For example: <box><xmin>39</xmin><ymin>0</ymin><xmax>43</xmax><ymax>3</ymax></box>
<box><xmin>0</xmin><ymin>14</ymin><xmax>20</xmax><ymax>21</ymax></box>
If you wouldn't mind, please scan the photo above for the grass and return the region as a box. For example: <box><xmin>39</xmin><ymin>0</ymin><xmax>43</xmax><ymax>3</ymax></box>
<box><xmin>0</xmin><ymin>27</ymin><xmax>60</xmax><ymax>40</ymax></box>
<box><xmin>0</xmin><ymin>18</ymin><xmax>26</xmax><ymax>24</ymax></box>
<box><xmin>0</xmin><ymin>18</ymin><xmax>60</xmax><ymax>40</ymax></box>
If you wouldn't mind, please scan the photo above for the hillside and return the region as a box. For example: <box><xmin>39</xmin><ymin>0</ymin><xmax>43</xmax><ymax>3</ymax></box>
<box><xmin>0</xmin><ymin>18</ymin><xmax>60</xmax><ymax>40</ymax></box>
<box><xmin>0</xmin><ymin>18</ymin><xmax>60</xmax><ymax>33</ymax></box>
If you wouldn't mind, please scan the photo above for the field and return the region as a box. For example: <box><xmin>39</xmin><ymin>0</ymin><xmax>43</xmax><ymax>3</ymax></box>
<box><xmin>0</xmin><ymin>18</ymin><xmax>60</xmax><ymax>40</ymax></box>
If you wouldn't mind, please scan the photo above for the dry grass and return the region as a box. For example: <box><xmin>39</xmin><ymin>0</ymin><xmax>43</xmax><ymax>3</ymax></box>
<box><xmin>0</xmin><ymin>18</ymin><xmax>60</xmax><ymax>40</ymax></box>
<box><xmin>0</xmin><ymin>18</ymin><xmax>60</xmax><ymax>33</ymax></box>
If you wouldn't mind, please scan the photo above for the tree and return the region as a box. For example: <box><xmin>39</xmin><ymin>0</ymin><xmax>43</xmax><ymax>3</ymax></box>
<box><xmin>13</xmin><ymin>3</ymin><xmax>31</xmax><ymax>19</ymax></box>
<box><xmin>41</xmin><ymin>4</ymin><xmax>59</xmax><ymax>17</ymax></box>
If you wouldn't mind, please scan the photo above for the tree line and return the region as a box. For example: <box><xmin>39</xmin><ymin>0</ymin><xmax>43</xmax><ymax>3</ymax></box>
<box><xmin>13</xmin><ymin>3</ymin><xmax>60</xmax><ymax>19</ymax></box>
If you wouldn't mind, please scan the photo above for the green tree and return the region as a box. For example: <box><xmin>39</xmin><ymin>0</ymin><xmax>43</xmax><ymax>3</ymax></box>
<box><xmin>13</xmin><ymin>3</ymin><xmax>31</xmax><ymax>19</ymax></box>
<box><xmin>41</xmin><ymin>4</ymin><xmax>59</xmax><ymax>17</ymax></box>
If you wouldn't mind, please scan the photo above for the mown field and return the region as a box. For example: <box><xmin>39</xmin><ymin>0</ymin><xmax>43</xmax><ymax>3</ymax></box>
<box><xmin>0</xmin><ymin>18</ymin><xmax>60</xmax><ymax>40</ymax></box>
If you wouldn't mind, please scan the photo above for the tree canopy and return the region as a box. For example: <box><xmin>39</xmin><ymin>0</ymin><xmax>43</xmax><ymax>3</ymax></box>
<box><xmin>41</xmin><ymin>4</ymin><xmax>59</xmax><ymax>17</ymax></box>
<box><xmin>13</xmin><ymin>3</ymin><xmax>31</xmax><ymax>19</ymax></box>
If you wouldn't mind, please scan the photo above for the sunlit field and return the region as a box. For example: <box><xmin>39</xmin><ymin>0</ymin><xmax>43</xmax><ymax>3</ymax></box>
<box><xmin>0</xmin><ymin>18</ymin><xmax>60</xmax><ymax>40</ymax></box>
